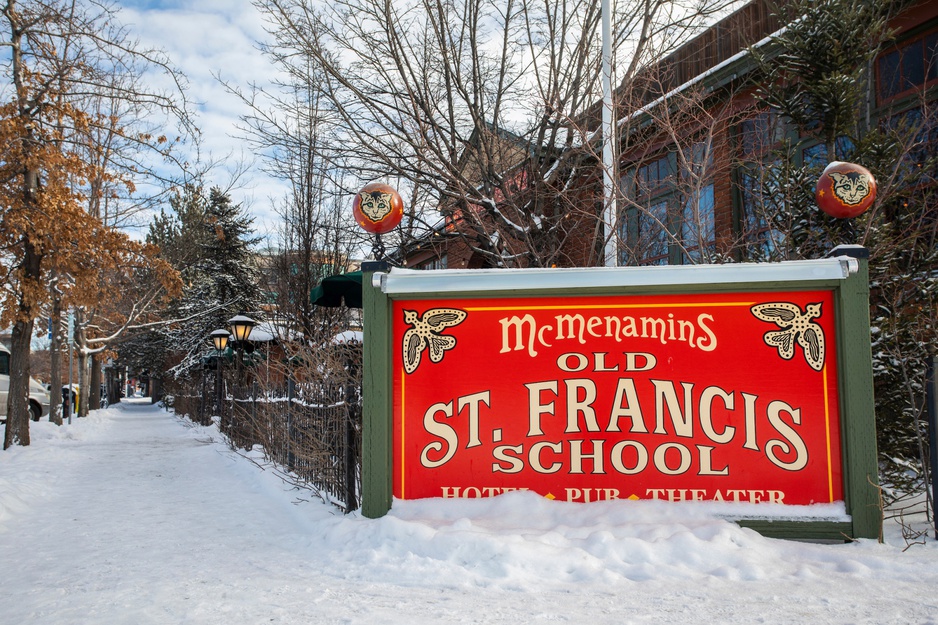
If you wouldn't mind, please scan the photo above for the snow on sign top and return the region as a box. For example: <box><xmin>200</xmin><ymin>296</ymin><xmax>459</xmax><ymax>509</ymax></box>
<box><xmin>375</xmin><ymin>257</ymin><xmax>859</xmax><ymax>296</ymax></box>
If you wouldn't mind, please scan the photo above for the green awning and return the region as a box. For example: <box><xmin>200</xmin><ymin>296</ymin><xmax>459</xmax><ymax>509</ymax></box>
<box><xmin>310</xmin><ymin>271</ymin><xmax>364</xmax><ymax>308</ymax></box>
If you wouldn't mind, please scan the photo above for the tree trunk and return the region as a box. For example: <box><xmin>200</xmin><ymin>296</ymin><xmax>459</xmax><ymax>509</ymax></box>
<box><xmin>77</xmin><ymin>348</ymin><xmax>88</xmax><ymax>418</ymax></box>
<box><xmin>3</xmin><ymin>318</ymin><xmax>35</xmax><ymax>448</ymax></box>
<box><xmin>49</xmin><ymin>290</ymin><xmax>63</xmax><ymax>425</ymax></box>
<box><xmin>4</xmin><ymin>11</ymin><xmax>41</xmax><ymax>448</ymax></box>
<box><xmin>105</xmin><ymin>367</ymin><xmax>120</xmax><ymax>405</ymax></box>
<box><xmin>89</xmin><ymin>354</ymin><xmax>101</xmax><ymax>411</ymax></box>
<box><xmin>150</xmin><ymin>375</ymin><xmax>162</xmax><ymax>404</ymax></box>
<box><xmin>3</xmin><ymin>233</ymin><xmax>40</xmax><ymax>447</ymax></box>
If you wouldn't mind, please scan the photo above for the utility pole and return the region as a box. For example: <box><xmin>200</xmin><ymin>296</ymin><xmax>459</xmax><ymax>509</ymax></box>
<box><xmin>601</xmin><ymin>0</ymin><xmax>617</xmax><ymax>267</ymax></box>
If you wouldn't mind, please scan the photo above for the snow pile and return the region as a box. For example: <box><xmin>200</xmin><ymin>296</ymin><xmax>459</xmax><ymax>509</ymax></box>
<box><xmin>332</xmin><ymin>330</ymin><xmax>363</xmax><ymax>344</ymax></box>
<box><xmin>307</xmin><ymin>490</ymin><xmax>931</xmax><ymax>590</ymax></box>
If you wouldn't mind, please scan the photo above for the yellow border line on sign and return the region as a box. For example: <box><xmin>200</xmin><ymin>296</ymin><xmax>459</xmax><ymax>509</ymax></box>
<box><xmin>397</xmin><ymin>297</ymin><xmax>838</xmax><ymax>503</ymax></box>
<box><xmin>400</xmin><ymin>369</ymin><xmax>406</xmax><ymax>499</ymax></box>
<box><xmin>823</xmin><ymin>364</ymin><xmax>834</xmax><ymax>502</ymax></box>
<box><xmin>466</xmin><ymin>302</ymin><xmax>755</xmax><ymax>312</ymax></box>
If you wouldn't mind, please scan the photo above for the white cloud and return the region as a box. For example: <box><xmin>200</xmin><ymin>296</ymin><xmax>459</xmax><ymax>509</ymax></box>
<box><xmin>118</xmin><ymin>0</ymin><xmax>291</xmax><ymax>241</ymax></box>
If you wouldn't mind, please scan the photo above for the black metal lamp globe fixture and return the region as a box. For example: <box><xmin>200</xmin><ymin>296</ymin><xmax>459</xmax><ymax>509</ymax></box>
<box><xmin>210</xmin><ymin>329</ymin><xmax>230</xmax><ymax>352</ymax></box>
<box><xmin>228</xmin><ymin>315</ymin><xmax>256</xmax><ymax>344</ymax></box>
<box><xmin>227</xmin><ymin>314</ymin><xmax>256</xmax><ymax>386</ymax></box>
<box><xmin>209</xmin><ymin>328</ymin><xmax>231</xmax><ymax>418</ymax></box>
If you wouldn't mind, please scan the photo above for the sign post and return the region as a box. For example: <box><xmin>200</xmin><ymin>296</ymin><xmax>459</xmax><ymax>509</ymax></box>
<box><xmin>362</xmin><ymin>254</ymin><xmax>880</xmax><ymax>540</ymax></box>
<box><xmin>927</xmin><ymin>355</ymin><xmax>937</xmax><ymax>540</ymax></box>
<box><xmin>362</xmin><ymin>260</ymin><xmax>393</xmax><ymax>518</ymax></box>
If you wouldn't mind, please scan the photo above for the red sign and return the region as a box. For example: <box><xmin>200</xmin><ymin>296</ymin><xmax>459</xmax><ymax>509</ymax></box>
<box><xmin>392</xmin><ymin>291</ymin><xmax>843</xmax><ymax>506</ymax></box>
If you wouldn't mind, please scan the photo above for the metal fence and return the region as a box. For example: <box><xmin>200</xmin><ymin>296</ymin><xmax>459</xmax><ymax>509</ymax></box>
<box><xmin>171</xmin><ymin>366</ymin><xmax>362</xmax><ymax>512</ymax></box>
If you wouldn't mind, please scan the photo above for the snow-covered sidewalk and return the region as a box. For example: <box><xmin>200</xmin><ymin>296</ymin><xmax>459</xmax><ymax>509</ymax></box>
<box><xmin>1</xmin><ymin>400</ymin><xmax>937</xmax><ymax>624</ymax></box>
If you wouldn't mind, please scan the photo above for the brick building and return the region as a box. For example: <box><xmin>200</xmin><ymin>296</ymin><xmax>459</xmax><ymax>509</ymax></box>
<box><xmin>399</xmin><ymin>0</ymin><xmax>938</xmax><ymax>269</ymax></box>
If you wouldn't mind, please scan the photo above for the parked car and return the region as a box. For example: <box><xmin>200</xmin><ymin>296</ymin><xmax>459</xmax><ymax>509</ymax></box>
<box><xmin>0</xmin><ymin>343</ymin><xmax>51</xmax><ymax>422</ymax></box>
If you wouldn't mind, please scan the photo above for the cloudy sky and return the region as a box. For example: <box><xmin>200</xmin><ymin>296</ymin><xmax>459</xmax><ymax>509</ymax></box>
<box><xmin>119</xmin><ymin>0</ymin><xmax>289</xmax><ymax>243</ymax></box>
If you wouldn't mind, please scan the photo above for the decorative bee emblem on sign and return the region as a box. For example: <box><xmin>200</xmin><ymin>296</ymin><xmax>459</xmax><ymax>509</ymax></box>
<box><xmin>402</xmin><ymin>308</ymin><xmax>468</xmax><ymax>374</ymax></box>
<box><xmin>751</xmin><ymin>302</ymin><xmax>826</xmax><ymax>371</ymax></box>
<box><xmin>358</xmin><ymin>189</ymin><xmax>394</xmax><ymax>221</ymax></box>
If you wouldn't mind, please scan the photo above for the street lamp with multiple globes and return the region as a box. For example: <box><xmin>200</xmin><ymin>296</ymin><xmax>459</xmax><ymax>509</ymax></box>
<box><xmin>209</xmin><ymin>329</ymin><xmax>230</xmax><ymax>417</ymax></box>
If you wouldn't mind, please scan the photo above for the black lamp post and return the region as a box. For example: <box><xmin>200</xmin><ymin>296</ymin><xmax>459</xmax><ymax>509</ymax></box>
<box><xmin>227</xmin><ymin>314</ymin><xmax>256</xmax><ymax>387</ymax></box>
<box><xmin>210</xmin><ymin>329</ymin><xmax>230</xmax><ymax>417</ymax></box>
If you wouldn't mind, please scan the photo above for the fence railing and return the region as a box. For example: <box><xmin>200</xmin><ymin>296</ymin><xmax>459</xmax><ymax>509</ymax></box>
<box><xmin>171</xmin><ymin>375</ymin><xmax>361</xmax><ymax>512</ymax></box>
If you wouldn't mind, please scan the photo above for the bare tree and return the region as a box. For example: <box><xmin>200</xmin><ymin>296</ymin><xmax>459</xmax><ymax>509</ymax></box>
<box><xmin>250</xmin><ymin>0</ymin><xmax>737</xmax><ymax>268</ymax></box>
<box><xmin>614</xmin><ymin>66</ymin><xmax>749</xmax><ymax>267</ymax></box>
<box><xmin>226</xmin><ymin>60</ymin><xmax>361</xmax><ymax>339</ymax></box>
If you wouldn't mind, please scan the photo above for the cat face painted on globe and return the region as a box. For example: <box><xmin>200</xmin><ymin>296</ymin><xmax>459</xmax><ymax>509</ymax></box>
<box><xmin>359</xmin><ymin>190</ymin><xmax>394</xmax><ymax>221</ymax></box>
<box><xmin>828</xmin><ymin>171</ymin><xmax>872</xmax><ymax>206</ymax></box>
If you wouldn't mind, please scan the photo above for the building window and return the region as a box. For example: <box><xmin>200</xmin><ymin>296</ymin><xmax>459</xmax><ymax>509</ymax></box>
<box><xmin>682</xmin><ymin>184</ymin><xmax>715</xmax><ymax>262</ymax></box>
<box><xmin>620</xmin><ymin>141</ymin><xmax>715</xmax><ymax>265</ymax></box>
<box><xmin>735</xmin><ymin>112</ymin><xmax>788</xmax><ymax>258</ymax></box>
<box><xmin>635</xmin><ymin>154</ymin><xmax>672</xmax><ymax>199</ymax></box>
<box><xmin>800</xmin><ymin>136</ymin><xmax>854</xmax><ymax>167</ymax></box>
<box><xmin>679</xmin><ymin>141</ymin><xmax>716</xmax><ymax>262</ymax></box>
<box><xmin>620</xmin><ymin>154</ymin><xmax>674</xmax><ymax>265</ymax></box>
<box><xmin>877</xmin><ymin>30</ymin><xmax>938</xmax><ymax>104</ymax></box>
<box><xmin>417</xmin><ymin>254</ymin><xmax>448</xmax><ymax>270</ymax></box>
<box><xmin>882</xmin><ymin>106</ymin><xmax>938</xmax><ymax>184</ymax></box>
<box><xmin>738</xmin><ymin>169</ymin><xmax>784</xmax><ymax>259</ymax></box>
<box><xmin>738</xmin><ymin>111</ymin><xmax>785</xmax><ymax>160</ymax></box>
<box><xmin>635</xmin><ymin>200</ymin><xmax>670</xmax><ymax>265</ymax></box>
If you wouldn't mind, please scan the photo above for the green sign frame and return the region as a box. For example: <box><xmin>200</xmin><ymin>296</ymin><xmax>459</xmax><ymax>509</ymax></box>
<box><xmin>360</xmin><ymin>249</ymin><xmax>880</xmax><ymax>541</ymax></box>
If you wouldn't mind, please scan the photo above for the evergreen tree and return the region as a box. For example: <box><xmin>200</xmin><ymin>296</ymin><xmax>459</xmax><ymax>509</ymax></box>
<box><xmin>200</xmin><ymin>187</ymin><xmax>263</xmax><ymax>317</ymax></box>
<box><xmin>147</xmin><ymin>185</ymin><xmax>213</xmax><ymax>287</ymax></box>
<box><xmin>139</xmin><ymin>185</ymin><xmax>263</xmax><ymax>379</ymax></box>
